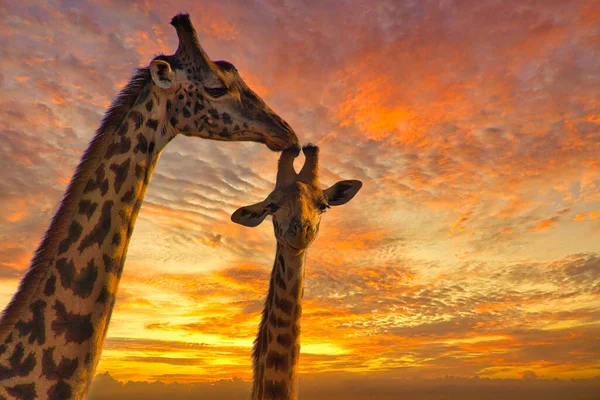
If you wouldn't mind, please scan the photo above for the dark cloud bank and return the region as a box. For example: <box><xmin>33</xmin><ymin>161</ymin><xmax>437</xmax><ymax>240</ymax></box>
<box><xmin>88</xmin><ymin>372</ymin><xmax>600</xmax><ymax>400</ymax></box>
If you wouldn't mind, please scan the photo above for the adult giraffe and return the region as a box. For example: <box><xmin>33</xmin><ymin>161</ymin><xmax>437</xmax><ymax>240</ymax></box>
<box><xmin>0</xmin><ymin>14</ymin><xmax>297</xmax><ymax>400</ymax></box>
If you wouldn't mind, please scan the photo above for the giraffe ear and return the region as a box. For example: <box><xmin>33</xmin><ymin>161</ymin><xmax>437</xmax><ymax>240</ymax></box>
<box><xmin>231</xmin><ymin>200</ymin><xmax>269</xmax><ymax>227</ymax></box>
<box><xmin>150</xmin><ymin>59</ymin><xmax>175</xmax><ymax>89</ymax></box>
<box><xmin>323</xmin><ymin>180</ymin><xmax>363</xmax><ymax>206</ymax></box>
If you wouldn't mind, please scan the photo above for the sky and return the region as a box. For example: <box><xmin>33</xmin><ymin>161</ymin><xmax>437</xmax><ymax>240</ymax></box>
<box><xmin>0</xmin><ymin>0</ymin><xmax>599</xmax><ymax>398</ymax></box>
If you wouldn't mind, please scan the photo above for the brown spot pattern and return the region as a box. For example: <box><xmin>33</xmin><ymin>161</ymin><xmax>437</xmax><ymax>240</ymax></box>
<box><xmin>77</xmin><ymin>200</ymin><xmax>113</xmax><ymax>253</ymax></box>
<box><xmin>51</xmin><ymin>301</ymin><xmax>93</xmax><ymax>344</ymax></box>
<box><xmin>6</xmin><ymin>384</ymin><xmax>36</xmax><ymax>400</ymax></box>
<box><xmin>0</xmin><ymin>343</ymin><xmax>36</xmax><ymax>380</ymax></box>
<box><xmin>266</xmin><ymin>351</ymin><xmax>288</xmax><ymax>372</ymax></box>
<box><xmin>14</xmin><ymin>300</ymin><xmax>46</xmax><ymax>345</ymax></box>
<box><xmin>78</xmin><ymin>199</ymin><xmax>98</xmax><ymax>220</ymax></box>
<box><xmin>83</xmin><ymin>164</ymin><xmax>109</xmax><ymax>196</ymax></box>
<box><xmin>55</xmin><ymin>258</ymin><xmax>97</xmax><ymax>299</ymax></box>
<box><xmin>109</xmin><ymin>158</ymin><xmax>131</xmax><ymax>193</ymax></box>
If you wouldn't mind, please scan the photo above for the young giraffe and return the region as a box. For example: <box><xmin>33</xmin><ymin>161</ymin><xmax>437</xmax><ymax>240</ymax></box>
<box><xmin>231</xmin><ymin>144</ymin><xmax>362</xmax><ymax>400</ymax></box>
<box><xmin>0</xmin><ymin>14</ymin><xmax>297</xmax><ymax>400</ymax></box>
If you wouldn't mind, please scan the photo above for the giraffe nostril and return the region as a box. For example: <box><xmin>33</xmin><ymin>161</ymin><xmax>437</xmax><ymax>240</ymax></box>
<box><xmin>304</xmin><ymin>225</ymin><xmax>312</xmax><ymax>237</ymax></box>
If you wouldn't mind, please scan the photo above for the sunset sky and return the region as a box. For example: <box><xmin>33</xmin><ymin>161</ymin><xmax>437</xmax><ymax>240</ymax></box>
<box><xmin>0</xmin><ymin>0</ymin><xmax>599</xmax><ymax>394</ymax></box>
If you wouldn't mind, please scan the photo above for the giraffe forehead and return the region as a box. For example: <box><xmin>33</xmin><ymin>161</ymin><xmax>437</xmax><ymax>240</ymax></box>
<box><xmin>271</xmin><ymin>183</ymin><xmax>323</xmax><ymax>207</ymax></box>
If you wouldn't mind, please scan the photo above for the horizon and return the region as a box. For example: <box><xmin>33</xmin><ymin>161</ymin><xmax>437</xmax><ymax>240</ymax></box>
<box><xmin>86</xmin><ymin>371</ymin><xmax>600</xmax><ymax>400</ymax></box>
<box><xmin>0</xmin><ymin>0</ymin><xmax>599</xmax><ymax>397</ymax></box>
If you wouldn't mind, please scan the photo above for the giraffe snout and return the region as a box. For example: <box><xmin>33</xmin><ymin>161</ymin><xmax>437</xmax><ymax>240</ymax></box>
<box><xmin>283</xmin><ymin>217</ymin><xmax>317</xmax><ymax>249</ymax></box>
<box><xmin>288</xmin><ymin>217</ymin><xmax>302</xmax><ymax>237</ymax></box>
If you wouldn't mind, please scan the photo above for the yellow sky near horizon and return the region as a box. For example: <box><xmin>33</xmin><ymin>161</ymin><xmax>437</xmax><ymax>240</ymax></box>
<box><xmin>0</xmin><ymin>0</ymin><xmax>599</xmax><ymax>385</ymax></box>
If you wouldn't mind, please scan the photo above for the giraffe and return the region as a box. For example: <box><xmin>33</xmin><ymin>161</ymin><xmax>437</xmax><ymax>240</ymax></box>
<box><xmin>0</xmin><ymin>13</ymin><xmax>297</xmax><ymax>400</ymax></box>
<box><xmin>231</xmin><ymin>144</ymin><xmax>362</xmax><ymax>400</ymax></box>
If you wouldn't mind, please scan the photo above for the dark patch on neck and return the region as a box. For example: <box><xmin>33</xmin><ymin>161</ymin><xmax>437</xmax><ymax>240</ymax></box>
<box><xmin>134</xmin><ymin>134</ymin><xmax>149</xmax><ymax>154</ymax></box>
<box><xmin>129</xmin><ymin>111</ymin><xmax>144</xmax><ymax>130</ymax></box>
<box><xmin>47</xmin><ymin>382</ymin><xmax>72</xmax><ymax>400</ymax></box>
<box><xmin>0</xmin><ymin>343</ymin><xmax>36</xmax><ymax>380</ymax></box>
<box><xmin>77</xmin><ymin>200</ymin><xmax>114</xmax><ymax>253</ymax></box>
<box><xmin>264</xmin><ymin>379</ymin><xmax>288</xmax><ymax>399</ymax></box>
<box><xmin>57</xmin><ymin>221</ymin><xmax>83</xmax><ymax>255</ymax></box>
<box><xmin>112</xmin><ymin>232</ymin><xmax>122</xmax><ymax>246</ymax></box>
<box><xmin>275</xmin><ymin>270</ymin><xmax>287</xmax><ymax>290</ymax></box>
<box><xmin>55</xmin><ymin>257</ymin><xmax>98</xmax><ymax>299</ymax></box>
<box><xmin>278</xmin><ymin>254</ymin><xmax>286</xmax><ymax>275</ymax></box>
<box><xmin>14</xmin><ymin>300</ymin><xmax>46</xmax><ymax>345</ymax></box>
<box><xmin>44</xmin><ymin>274</ymin><xmax>56</xmax><ymax>296</ymax></box>
<box><xmin>103</xmin><ymin>254</ymin><xmax>122</xmax><ymax>277</ymax></box>
<box><xmin>83</xmin><ymin>164</ymin><xmax>109</xmax><ymax>195</ymax></box>
<box><xmin>42</xmin><ymin>347</ymin><xmax>78</xmax><ymax>380</ymax></box>
<box><xmin>78</xmin><ymin>199</ymin><xmax>98</xmax><ymax>221</ymax></box>
<box><xmin>6</xmin><ymin>383</ymin><xmax>36</xmax><ymax>400</ymax></box>
<box><xmin>265</xmin><ymin>351</ymin><xmax>288</xmax><ymax>372</ymax></box>
<box><xmin>146</xmin><ymin>118</ymin><xmax>159</xmax><ymax>131</ymax></box>
<box><xmin>276</xmin><ymin>333</ymin><xmax>293</xmax><ymax>348</ymax></box>
<box><xmin>105</xmin><ymin>135</ymin><xmax>132</xmax><ymax>160</ymax></box>
<box><xmin>41</xmin><ymin>346</ymin><xmax>78</xmax><ymax>399</ymax></box>
<box><xmin>120</xmin><ymin>187</ymin><xmax>135</xmax><ymax>203</ymax></box>
<box><xmin>268</xmin><ymin>313</ymin><xmax>291</xmax><ymax>328</ymax></box>
<box><xmin>274</xmin><ymin>293</ymin><xmax>293</xmax><ymax>315</ymax></box>
<box><xmin>51</xmin><ymin>300</ymin><xmax>94</xmax><ymax>344</ymax></box>
<box><xmin>96</xmin><ymin>286</ymin><xmax>109</xmax><ymax>304</ymax></box>
<box><xmin>117</xmin><ymin>121</ymin><xmax>129</xmax><ymax>136</ymax></box>
<box><xmin>145</xmin><ymin>98</ymin><xmax>154</xmax><ymax>112</ymax></box>
<box><xmin>110</xmin><ymin>158</ymin><xmax>131</xmax><ymax>193</ymax></box>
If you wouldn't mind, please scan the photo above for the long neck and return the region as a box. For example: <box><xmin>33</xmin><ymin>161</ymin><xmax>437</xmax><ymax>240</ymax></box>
<box><xmin>0</xmin><ymin>76</ymin><xmax>172</xmax><ymax>399</ymax></box>
<box><xmin>252</xmin><ymin>243</ymin><xmax>306</xmax><ymax>400</ymax></box>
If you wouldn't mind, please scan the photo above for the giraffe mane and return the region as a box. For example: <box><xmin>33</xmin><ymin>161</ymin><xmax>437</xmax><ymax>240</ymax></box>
<box><xmin>252</xmin><ymin>268</ymin><xmax>275</xmax><ymax>368</ymax></box>
<box><xmin>0</xmin><ymin>68</ymin><xmax>152</xmax><ymax>337</ymax></box>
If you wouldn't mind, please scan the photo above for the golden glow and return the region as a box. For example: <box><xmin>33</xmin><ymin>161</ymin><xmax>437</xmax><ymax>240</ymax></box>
<box><xmin>0</xmin><ymin>1</ymin><xmax>599</xmax><ymax>390</ymax></box>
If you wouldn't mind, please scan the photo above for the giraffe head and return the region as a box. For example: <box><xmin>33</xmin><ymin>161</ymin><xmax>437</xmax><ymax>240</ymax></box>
<box><xmin>147</xmin><ymin>14</ymin><xmax>297</xmax><ymax>151</ymax></box>
<box><xmin>231</xmin><ymin>144</ymin><xmax>362</xmax><ymax>250</ymax></box>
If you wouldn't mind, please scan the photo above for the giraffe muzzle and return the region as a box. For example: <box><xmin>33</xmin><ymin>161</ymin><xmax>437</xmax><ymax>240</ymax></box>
<box><xmin>284</xmin><ymin>217</ymin><xmax>316</xmax><ymax>249</ymax></box>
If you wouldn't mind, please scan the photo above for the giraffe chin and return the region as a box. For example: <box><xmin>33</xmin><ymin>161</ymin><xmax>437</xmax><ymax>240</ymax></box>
<box><xmin>265</xmin><ymin>136</ymin><xmax>298</xmax><ymax>152</ymax></box>
<box><xmin>281</xmin><ymin>229</ymin><xmax>317</xmax><ymax>251</ymax></box>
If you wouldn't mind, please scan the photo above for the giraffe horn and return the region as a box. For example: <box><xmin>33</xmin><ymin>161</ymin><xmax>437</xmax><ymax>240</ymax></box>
<box><xmin>276</xmin><ymin>145</ymin><xmax>300</xmax><ymax>188</ymax></box>
<box><xmin>170</xmin><ymin>14</ymin><xmax>212</xmax><ymax>66</ymax></box>
<box><xmin>298</xmin><ymin>143</ymin><xmax>319</xmax><ymax>185</ymax></box>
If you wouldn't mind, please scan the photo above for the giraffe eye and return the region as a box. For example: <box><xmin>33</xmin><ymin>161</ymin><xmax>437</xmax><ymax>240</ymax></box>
<box><xmin>204</xmin><ymin>86</ymin><xmax>228</xmax><ymax>98</ymax></box>
<box><xmin>318</xmin><ymin>203</ymin><xmax>330</xmax><ymax>213</ymax></box>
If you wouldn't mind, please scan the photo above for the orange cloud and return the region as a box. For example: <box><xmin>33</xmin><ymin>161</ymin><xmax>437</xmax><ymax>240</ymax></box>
<box><xmin>529</xmin><ymin>217</ymin><xmax>560</xmax><ymax>232</ymax></box>
<box><xmin>573</xmin><ymin>211</ymin><xmax>600</xmax><ymax>222</ymax></box>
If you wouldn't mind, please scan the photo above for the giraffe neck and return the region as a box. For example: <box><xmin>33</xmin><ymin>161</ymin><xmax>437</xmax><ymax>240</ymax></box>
<box><xmin>252</xmin><ymin>242</ymin><xmax>306</xmax><ymax>400</ymax></box>
<box><xmin>0</xmin><ymin>71</ymin><xmax>173</xmax><ymax>399</ymax></box>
